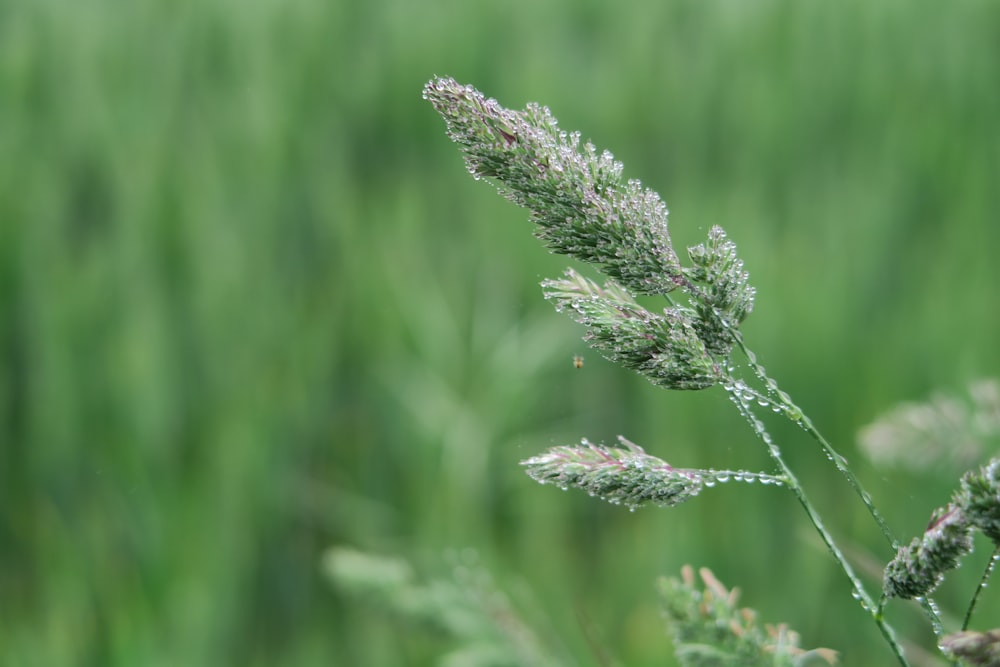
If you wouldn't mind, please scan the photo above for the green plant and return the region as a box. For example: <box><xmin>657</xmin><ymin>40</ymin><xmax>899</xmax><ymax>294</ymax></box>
<box><xmin>423</xmin><ymin>76</ymin><xmax>1000</xmax><ymax>666</ymax></box>
<box><xmin>324</xmin><ymin>547</ymin><xmax>562</xmax><ymax>667</ymax></box>
<box><xmin>325</xmin><ymin>546</ymin><xmax>837</xmax><ymax>667</ymax></box>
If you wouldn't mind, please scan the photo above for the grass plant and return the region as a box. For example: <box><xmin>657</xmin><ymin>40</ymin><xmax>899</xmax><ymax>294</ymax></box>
<box><xmin>423</xmin><ymin>76</ymin><xmax>1000</xmax><ymax>666</ymax></box>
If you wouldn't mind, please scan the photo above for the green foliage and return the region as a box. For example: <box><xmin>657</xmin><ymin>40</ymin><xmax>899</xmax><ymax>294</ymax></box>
<box><xmin>324</xmin><ymin>548</ymin><xmax>561</xmax><ymax>667</ymax></box>
<box><xmin>659</xmin><ymin>566</ymin><xmax>837</xmax><ymax>667</ymax></box>
<box><xmin>4</xmin><ymin>1</ymin><xmax>1000</xmax><ymax>665</ymax></box>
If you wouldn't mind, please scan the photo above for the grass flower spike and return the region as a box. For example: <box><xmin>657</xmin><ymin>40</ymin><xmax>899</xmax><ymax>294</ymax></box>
<box><xmin>958</xmin><ymin>458</ymin><xmax>1000</xmax><ymax>544</ymax></box>
<box><xmin>883</xmin><ymin>505</ymin><xmax>974</xmax><ymax>600</ymax></box>
<box><xmin>882</xmin><ymin>457</ymin><xmax>1000</xmax><ymax>603</ymax></box>
<box><xmin>424</xmin><ymin>76</ymin><xmax>758</xmax><ymax>387</ymax></box>
<box><xmin>423</xmin><ymin>76</ymin><xmax>683</xmax><ymax>296</ymax></box>
<box><xmin>684</xmin><ymin>226</ymin><xmax>755</xmax><ymax>358</ymax></box>
<box><xmin>542</xmin><ymin>269</ymin><xmax>721</xmax><ymax>390</ymax></box>
<box><xmin>521</xmin><ymin>437</ymin><xmax>705</xmax><ymax>510</ymax></box>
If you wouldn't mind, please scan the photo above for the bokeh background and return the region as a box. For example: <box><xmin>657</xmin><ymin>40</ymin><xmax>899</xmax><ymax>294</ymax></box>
<box><xmin>2</xmin><ymin>0</ymin><xmax>999</xmax><ymax>664</ymax></box>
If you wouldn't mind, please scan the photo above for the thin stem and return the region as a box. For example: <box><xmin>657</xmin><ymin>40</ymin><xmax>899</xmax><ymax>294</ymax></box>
<box><xmin>732</xmin><ymin>332</ymin><xmax>899</xmax><ymax>548</ymax></box>
<box><xmin>727</xmin><ymin>390</ymin><xmax>911</xmax><ymax>667</ymax></box>
<box><xmin>730</xmin><ymin>333</ymin><xmax>950</xmax><ymax>636</ymax></box>
<box><xmin>701</xmin><ymin>469</ymin><xmax>789</xmax><ymax>485</ymax></box>
<box><xmin>963</xmin><ymin>545</ymin><xmax>1000</xmax><ymax>631</ymax></box>
<box><xmin>874</xmin><ymin>598</ymin><xmax>956</xmax><ymax>667</ymax></box>
<box><xmin>919</xmin><ymin>598</ymin><xmax>946</xmax><ymax>639</ymax></box>
<box><xmin>729</xmin><ymin>334</ymin><xmax>953</xmax><ymax>640</ymax></box>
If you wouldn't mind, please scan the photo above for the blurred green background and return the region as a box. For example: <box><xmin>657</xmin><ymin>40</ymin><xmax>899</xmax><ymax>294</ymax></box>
<box><xmin>2</xmin><ymin>0</ymin><xmax>999</xmax><ymax>664</ymax></box>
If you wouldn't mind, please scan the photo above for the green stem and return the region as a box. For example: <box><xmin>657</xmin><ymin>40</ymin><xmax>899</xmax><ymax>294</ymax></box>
<box><xmin>727</xmin><ymin>390</ymin><xmax>911</xmax><ymax>666</ymax></box>
<box><xmin>963</xmin><ymin>545</ymin><xmax>1000</xmax><ymax>631</ymax></box>
<box><xmin>730</xmin><ymin>334</ymin><xmax>949</xmax><ymax>637</ymax></box>
<box><xmin>733</xmin><ymin>333</ymin><xmax>899</xmax><ymax>548</ymax></box>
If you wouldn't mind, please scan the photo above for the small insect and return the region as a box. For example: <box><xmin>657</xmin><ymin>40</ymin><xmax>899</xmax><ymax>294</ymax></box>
<box><xmin>573</xmin><ymin>355</ymin><xmax>584</xmax><ymax>369</ymax></box>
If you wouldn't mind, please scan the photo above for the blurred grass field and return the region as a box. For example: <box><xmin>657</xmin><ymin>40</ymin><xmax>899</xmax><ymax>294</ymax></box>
<box><xmin>2</xmin><ymin>0</ymin><xmax>999</xmax><ymax>664</ymax></box>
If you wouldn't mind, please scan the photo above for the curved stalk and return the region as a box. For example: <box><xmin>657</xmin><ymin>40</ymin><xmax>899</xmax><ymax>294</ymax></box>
<box><xmin>732</xmin><ymin>332</ymin><xmax>898</xmax><ymax>548</ymax></box>
<box><xmin>963</xmin><ymin>545</ymin><xmax>1000</xmax><ymax>631</ymax></box>
<box><xmin>727</xmin><ymin>389</ymin><xmax>911</xmax><ymax>666</ymax></box>
<box><xmin>730</xmin><ymin>333</ymin><xmax>950</xmax><ymax>636</ymax></box>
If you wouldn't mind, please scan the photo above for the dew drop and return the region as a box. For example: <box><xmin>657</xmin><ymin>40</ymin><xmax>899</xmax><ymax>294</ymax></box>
<box><xmin>715</xmin><ymin>472</ymin><xmax>731</xmax><ymax>483</ymax></box>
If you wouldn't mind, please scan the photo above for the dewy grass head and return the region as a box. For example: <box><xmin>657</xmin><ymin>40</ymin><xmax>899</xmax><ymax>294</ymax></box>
<box><xmin>423</xmin><ymin>76</ymin><xmax>755</xmax><ymax>389</ymax></box>
<box><xmin>425</xmin><ymin>76</ymin><xmax>999</xmax><ymax>667</ymax></box>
